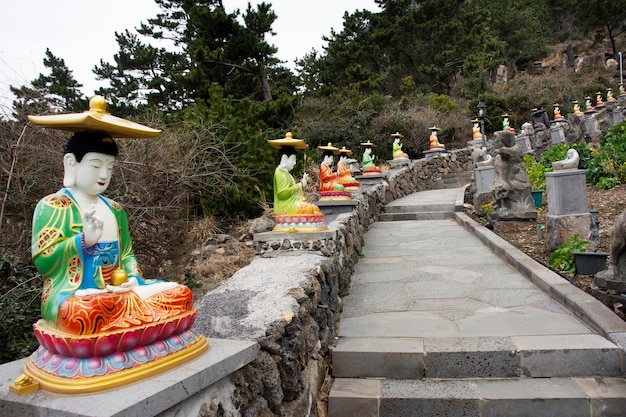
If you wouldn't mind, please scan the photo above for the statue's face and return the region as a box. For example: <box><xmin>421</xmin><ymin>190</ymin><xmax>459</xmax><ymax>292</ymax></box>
<box><xmin>283</xmin><ymin>154</ymin><xmax>297</xmax><ymax>171</ymax></box>
<box><xmin>73</xmin><ymin>152</ymin><xmax>115</xmax><ymax>196</ymax></box>
<box><xmin>323</xmin><ymin>154</ymin><xmax>334</xmax><ymax>165</ymax></box>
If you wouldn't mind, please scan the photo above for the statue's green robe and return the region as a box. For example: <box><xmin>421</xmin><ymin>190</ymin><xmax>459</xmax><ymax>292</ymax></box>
<box><xmin>273</xmin><ymin>167</ymin><xmax>303</xmax><ymax>215</ymax></box>
<box><xmin>31</xmin><ymin>189</ymin><xmax>150</xmax><ymax>326</ymax></box>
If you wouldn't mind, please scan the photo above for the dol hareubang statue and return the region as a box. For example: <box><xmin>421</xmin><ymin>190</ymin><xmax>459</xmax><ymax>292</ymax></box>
<box><xmin>13</xmin><ymin>96</ymin><xmax>208</xmax><ymax>395</ymax></box>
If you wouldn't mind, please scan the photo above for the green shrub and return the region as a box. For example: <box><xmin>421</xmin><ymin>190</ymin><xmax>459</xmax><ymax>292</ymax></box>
<box><xmin>0</xmin><ymin>253</ymin><xmax>40</xmax><ymax>364</ymax></box>
<box><xmin>588</xmin><ymin>121</ymin><xmax>626</xmax><ymax>184</ymax></box>
<box><xmin>549</xmin><ymin>233</ymin><xmax>590</xmax><ymax>274</ymax></box>
<box><xmin>524</xmin><ymin>155</ymin><xmax>546</xmax><ymax>190</ymax></box>
<box><xmin>428</xmin><ymin>94</ymin><xmax>459</xmax><ymax>114</ymax></box>
<box><xmin>597</xmin><ymin>176</ymin><xmax>620</xmax><ymax>189</ymax></box>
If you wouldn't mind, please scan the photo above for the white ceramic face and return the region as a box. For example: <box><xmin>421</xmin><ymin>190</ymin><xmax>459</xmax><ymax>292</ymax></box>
<box><xmin>323</xmin><ymin>154</ymin><xmax>334</xmax><ymax>165</ymax></box>
<box><xmin>284</xmin><ymin>154</ymin><xmax>297</xmax><ymax>171</ymax></box>
<box><xmin>74</xmin><ymin>152</ymin><xmax>115</xmax><ymax>196</ymax></box>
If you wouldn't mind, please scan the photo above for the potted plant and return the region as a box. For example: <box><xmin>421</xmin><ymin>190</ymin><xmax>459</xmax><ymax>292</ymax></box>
<box><xmin>524</xmin><ymin>155</ymin><xmax>546</xmax><ymax>208</ymax></box>
<box><xmin>572</xmin><ymin>251</ymin><xmax>610</xmax><ymax>275</ymax></box>
<box><xmin>549</xmin><ymin>233</ymin><xmax>590</xmax><ymax>274</ymax></box>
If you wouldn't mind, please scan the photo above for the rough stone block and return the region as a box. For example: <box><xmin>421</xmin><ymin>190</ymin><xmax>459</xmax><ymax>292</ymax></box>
<box><xmin>545</xmin><ymin>169</ymin><xmax>588</xmax><ymax>215</ymax></box>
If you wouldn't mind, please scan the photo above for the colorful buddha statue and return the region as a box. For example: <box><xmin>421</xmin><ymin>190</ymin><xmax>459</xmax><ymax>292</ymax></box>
<box><xmin>572</xmin><ymin>100</ymin><xmax>582</xmax><ymax>115</ymax></box>
<box><xmin>268</xmin><ymin>133</ymin><xmax>326</xmax><ymax>231</ymax></box>
<box><xmin>391</xmin><ymin>132</ymin><xmax>409</xmax><ymax>159</ymax></box>
<box><xmin>596</xmin><ymin>91</ymin><xmax>605</xmax><ymax>107</ymax></box>
<box><xmin>607</xmin><ymin>88</ymin><xmax>615</xmax><ymax>101</ymax></box>
<box><xmin>15</xmin><ymin>96</ymin><xmax>208</xmax><ymax>395</ymax></box>
<box><xmin>501</xmin><ymin>113</ymin><xmax>515</xmax><ymax>132</ymax></box>
<box><xmin>619</xmin><ymin>84</ymin><xmax>625</xmax><ymax>96</ymax></box>
<box><xmin>471</xmin><ymin>119</ymin><xmax>482</xmax><ymax>141</ymax></box>
<box><xmin>337</xmin><ymin>146</ymin><xmax>360</xmax><ymax>190</ymax></box>
<box><xmin>553</xmin><ymin>103</ymin><xmax>564</xmax><ymax>120</ymax></box>
<box><xmin>584</xmin><ymin>96</ymin><xmax>594</xmax><ymax>111</ymax></box>
<box><xmin>317</xmin><ymin>143</ymin><xmax>351</xmax><ymax>200</ymax></box>
<box><xmin>360</xmin><ymin>140</ymin><xmax>382</xmax><ymax>173</ymax></box>
<box><xmin>428</xmin><ymin>126</ymin><xmax>445</xmax><ymax>150</ymax></box>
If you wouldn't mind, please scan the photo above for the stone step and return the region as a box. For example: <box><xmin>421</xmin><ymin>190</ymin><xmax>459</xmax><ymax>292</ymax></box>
<box><xmin>382</xmin><ymin>203</ymin><xmax>456</xmax><ymax>214</ymax></box>
<box><xmin>328</xmin><ymin>376</ymin><xmax>626</xmax><ymax>417</ymax></box>
<box><xmin>378</xmin><ymin>211</ymin><xmax>454</xmax><ymax>221</ymax></box>
<box><xmin>332</xmin><ymin>335</ymin><xmax>624</xmax><ymax>379</ymax></box>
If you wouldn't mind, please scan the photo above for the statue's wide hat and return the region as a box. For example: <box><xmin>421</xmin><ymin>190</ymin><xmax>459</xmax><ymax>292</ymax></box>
<box><xmin>339</xmin><ymin>146</ymin><xmax>353</xmax><ymax>155</ymax></box>
<box><xmin>27</xmin><ymin>95</ymin><xmax>161</xmax><ymax>138</ymax></box>
<box><xmin>317</xmin><ymin>142</ymin><xmax>340</xmax><ymax>153</ymax></box>
<box><xmin>391</xmin><ymin>132</ymin><xmax>404</xmax><ymax>138</ymax></box>
<box><xmin>267</xmin><ymin>132</ymin><xmax>308</xmax><ymax>149</ymax></box>
<box><xmin>360</xmin><ymin>140</ymin><xmax>376</xmax><ymax>147</ymax></box>
<box><xmin>428</xmin><ymin>125</ymin><xmax>441</xmax><ymax>131</ymax></box>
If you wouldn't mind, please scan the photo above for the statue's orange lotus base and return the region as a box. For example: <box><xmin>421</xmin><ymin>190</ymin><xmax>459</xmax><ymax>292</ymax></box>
<box><xmin>339</xmin><ymin>181</ymin><xmax>360</xmax><ymax>191</ymax></box>
<box><xmin>319</xmin><ymin>190</ymin><xmax>352</xmax><ymax>201</ymax></box>
<box><xmin>12</xmin><ymin>311</ymin><xmax>208</xmax><ymax>395</ymax></box>
<box><xmin>362</xmin><ymin>167</ymin><xmax>382</xmax><ymax>175</ymax></box>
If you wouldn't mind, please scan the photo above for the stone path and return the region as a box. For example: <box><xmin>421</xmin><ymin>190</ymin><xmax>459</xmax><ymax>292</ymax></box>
<box><xmin>328</xmin><ymin>187</ymin><xmax>626</xmax><ymax>417</ymax></box>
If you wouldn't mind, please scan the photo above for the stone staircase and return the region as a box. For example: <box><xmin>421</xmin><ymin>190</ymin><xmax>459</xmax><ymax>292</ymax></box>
<box><xmin>435</xmin><ymin>170</ymin><xmax>473</xmax><ymax>190</ymax></box>
<box><xmin>328</xmin><ymin>187</ymin><xmax>626</xmax><ymax>417</ymax></box>
<box><xmin>328</xmin><ymin>334</ymin><xmax>626</xmax><ymax>416</ymax></box>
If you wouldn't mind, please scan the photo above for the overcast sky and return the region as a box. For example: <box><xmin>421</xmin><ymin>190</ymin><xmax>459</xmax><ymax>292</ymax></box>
<box><xmin>0</xmin><ymin>0</ymin><xmax>378</xmax><ymax>115</ymax></box>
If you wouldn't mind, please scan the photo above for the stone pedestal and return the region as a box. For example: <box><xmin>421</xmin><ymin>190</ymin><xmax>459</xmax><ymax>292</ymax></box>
<box><xmin>474</xmin><ymin>166</ymin><xmax>495</xmax><ymax>195</ymax></box>
<box><xmin>545</xmin><ymin>212</ymin><xmax>594</xmax><ymax>252</ymax></box>
<box><xmin>584</xmin><ymin>114</ymin><xmax>600</xmax><ymax>136</ymax></box>
<box><xmin>423</xmin><ymin>149</ymin><xmax>447</xmax><ymax>158</ymax></box>
<box><xmin>387</xmin><ymin>158</ymin><xmax>410</xmax><ymax>169</ymax></box>
<box><xmin>549</xmin><ymin>125</ymin><xmax>566</xmax><ymax>146</ymax></box>
<box><xmin>316</xmin><ymin>200</ymin><xmax>359</xmax><ymax>224</ymax></box>
<box><xmin>515</xmin><ymin>133</ymin><xmax>532</xmax><ymax>154</ymax></box>
<box><xmin>355</xmin><ymin>173</ymin><xmax>386</xmax><ymax>186</ymax></box>
<box><xmin>0</xmin><ymin>339</ymin><xmax>258</xmax><ymax>417</ymax></box>
<box><xmin>545</xmin><ymin>169</ymin><xmax>588</xmax><ymax>215</ymax></box>
<box><xmin>612</xmin><ymin>109</ymin><xmax>624</xmax><ymax>126</ymax></box>
<box><xmin>545</xmin><ymin>169</ymin><xmax>591</xmax><ymax>251</ymax></box>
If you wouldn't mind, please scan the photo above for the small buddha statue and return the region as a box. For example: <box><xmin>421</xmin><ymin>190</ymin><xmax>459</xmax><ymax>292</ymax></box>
<box><xmin>607</xmin><ymin>88</ymin><xmax>615</xmax><ymax>101</ymax></box>
<box><xmin>360</xmin><ymin>140</ymin><xmax>382</xmax><ymax>173</ymax></box>
<box><xmin>572</xmin><ymin>100</ymin><xmax>582</xmax><ymax>115</ymax></box>
<box><xmin>391</xmin><ymin>132</ymin><xmax>409</xmax><ymax>159</ymax></box>
<box><xmin>553</xmin><ymin>103</ymin><xmax>564</xmax><ymax>120</ymax></box>
<box><xmin>584</xmin><ymin>96</ymin><xmax>594</xmax><ymax>111</ymax></box>
<box><xmin>429</xmin><ymin>126</ymin><xmax>445</xmax><ymax>149</ymax></box>
<box><xmin>471</xmin><ymin>119</ymin><xmax>482</xmax><ymax>141</ymax></box>
<box><xmin>268</xmin><ymin>133</ymin><xmax>326</xmax><ymax>231</ymax></box>
<box><xmin>619</xmin><ymin>84</ymin><xmax>625</xmax><ymax>96</ymax></box>
<box><xmin>596</xmin><ymin>91</ymin><xmax>604</xmax><ymax>107</ymax></box>
<box><xmin>501</xmin><ymin>113</ymin><xmax>515</xmax><ymax>132</ymax></box>
<box><xmin>336</xmin><ymin>147</ymin><xmax>360</xmax><ymax>190</ymax></box>
<box><xmin>318</xmin><ymin>143</ymin><xmax>350</xmax><ymax>200</ymax></box>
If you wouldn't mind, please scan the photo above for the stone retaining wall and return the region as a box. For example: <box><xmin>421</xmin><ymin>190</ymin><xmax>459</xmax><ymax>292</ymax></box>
<box><xmin>188</xmin><ymin>149</ymin><xmax>473</xmax><ymax>417</ymax></box>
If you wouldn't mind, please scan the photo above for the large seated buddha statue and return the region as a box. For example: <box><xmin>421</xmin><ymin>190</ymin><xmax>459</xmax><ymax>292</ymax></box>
<box><xmin>318</xmin><ymin>143</ymin><xmax>351</xmax><ymax>200</ymax></box>
<box><xmin>268</xmin><ymin>133</ymin><xmax>327</xmax><ymax>232</ymax></box>
<box><xmin>336</xmin><ymin>146</ymin><xmax>360</xmax><ymax>190</ymax></box>
<box><xmin>12</xmin><ymin>96</ymin><xmax>208</xmax><ymax>395</ymax></box>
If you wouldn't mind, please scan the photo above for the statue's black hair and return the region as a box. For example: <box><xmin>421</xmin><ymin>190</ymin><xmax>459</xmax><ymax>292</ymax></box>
<box><xmin>63</xmin><ymin>131</ymin><xmax>118</xmax><ymax>162</ymax></box>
